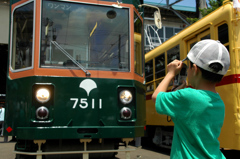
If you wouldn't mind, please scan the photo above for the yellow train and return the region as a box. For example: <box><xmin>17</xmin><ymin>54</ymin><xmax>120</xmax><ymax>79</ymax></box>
<box><xmin>145</xmin><ymin>1</ymin><xmax>240</xmax><ymax>150</ymax></box>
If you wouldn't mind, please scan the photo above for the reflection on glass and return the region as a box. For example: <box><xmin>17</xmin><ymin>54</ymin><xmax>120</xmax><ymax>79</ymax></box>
<box><xmin>134</xmin><ymin>12</ymin><xmax>143</xmax><ymax>76</ymax></box>
<box><xmin>40</xmin><ymin>0</ymin><xmax>129</xmax><ymax>71</ymax></box>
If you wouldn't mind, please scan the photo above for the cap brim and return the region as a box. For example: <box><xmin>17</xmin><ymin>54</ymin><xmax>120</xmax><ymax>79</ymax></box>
<box><xmin>182</xmin><ymin>57</ymin><xmax>188</xmax><ymax>62</ymax></box>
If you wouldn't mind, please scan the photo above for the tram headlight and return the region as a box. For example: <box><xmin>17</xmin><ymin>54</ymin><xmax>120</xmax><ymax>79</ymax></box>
<box><xmin>119</xmin><ymin>90</ymin><xmax>132</xmax><ymax>104</ymax></box>
<box><xmin>36</xmin><ymin>88</ymin><xmax>50</xmax><ymax>103</ymax></box>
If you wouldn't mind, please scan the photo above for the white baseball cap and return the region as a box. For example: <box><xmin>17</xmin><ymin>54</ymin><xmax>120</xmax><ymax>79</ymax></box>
<box><xmin>186</xmin><ymin>39</ymin><xmax>230</xmax><ymax>75</ymax></box>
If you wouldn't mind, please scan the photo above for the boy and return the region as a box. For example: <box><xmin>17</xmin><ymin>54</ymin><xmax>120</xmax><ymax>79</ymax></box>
<box><xmin>152</xmin><ymin>40</ymin><xmax>230</xmax><ymax>159</ymax></box>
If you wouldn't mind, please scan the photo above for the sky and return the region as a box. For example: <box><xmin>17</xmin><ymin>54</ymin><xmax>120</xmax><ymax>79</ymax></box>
<box><xmin>144</xmin><ymin>0</ymin><xmax>210</xmax><ymax>7</ymax></box>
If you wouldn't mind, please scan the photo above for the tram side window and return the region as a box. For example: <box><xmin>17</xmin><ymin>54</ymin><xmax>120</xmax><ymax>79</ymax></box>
<box><xmin>155</xmin><ymin>54</ymin><xmax>165</xmax><ymax>79</ymax></box>
<box><xmin>134</xmin><ymin>12</ymin><xmax>143</xmax><ymax>76</ymax></box>
<box><xmin>167</xmin><ymin>45</ymin><xmax>180</xmax><ymax>64</ymax></box>
<box><xmin>218</xmin><ymin>23</ymin><xmax>229</xmax><ymax>45</ymax></box>
<box><xmin>11</xmin><ymin>2</ymin><xmax>34</xmax><ymax>71</ymax></box>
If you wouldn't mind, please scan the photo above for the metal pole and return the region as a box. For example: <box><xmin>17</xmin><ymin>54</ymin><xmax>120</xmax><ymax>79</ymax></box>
<box><xmin>199</xmin><ymin>0</ymin><xmax>207</xmax><ymax>19</ymax></box>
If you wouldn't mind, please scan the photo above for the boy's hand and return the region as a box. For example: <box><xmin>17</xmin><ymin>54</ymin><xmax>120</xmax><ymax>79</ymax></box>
<box><xmin>167</xmin><ymin>60</ymin><xmax>183</xmax><ymax>77</ymax></box>
<box><xmin>172</xmin><ymin>80</ymin><xmax>187</xmax><ymax>91</ymax></box>
<box><xmin>152</xmin><ymin>60</ymin><xmax>185</xmax><ymax>102</ymax></box>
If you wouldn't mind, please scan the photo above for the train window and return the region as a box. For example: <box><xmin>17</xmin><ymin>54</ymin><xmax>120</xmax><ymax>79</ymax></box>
<box><xmin>167</xmin><ymin>45</ymin><xmax>180</xmax><ymax>64</ymax></box>
<box><xmin>146</xmin><ymin>83</ymin><xmax>154</xmax><ymax>92</ymax></box>
<box><xmin>225</xmin><ymin>45</ymin><xmax>229</xmax><ymax>52</ymax></box>
<box><xmin>201</xmin><ymin>34</ymin><xmax>210</xmax><ymax>40</ymax></box>
<box><xmin>190</xmin><ymin>42</ymin><xmax>196</xmax><ymax>49</ymax></box>
<box><xmin>155</xmin><ymin>54</ymin><xmax>165</xmax><ymax>79</ymax></box>
<box><xmin>134</xmin><ymin>12</ymin><xmax>143</xmax><ymax>76</ymax></box>
<box><xmin>11</xmin><ymin>2</ymin><xmax>34</xmax><ymax>71</ymax></box>
<box><xmin>218</xmin><ymin>23</ymin><xmax>229</xmax><ymax>45</ymax></box>
<box><xmin>145</xmin><ymin>60</ymin><xmax>153</xmax><ymax>82</ymax></box>
<box><xmin>40</xmin><ymin>0</ymin><xmax>130</xmax><ymax>72</ymax></box>
<box><xmin>146</xmin><ymin>59</ymin><xmax>154</xmax><ymax>92</ymax></box>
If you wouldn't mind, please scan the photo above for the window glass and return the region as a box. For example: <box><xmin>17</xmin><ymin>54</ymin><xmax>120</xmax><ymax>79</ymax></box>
<box><xmin>166</xmin><ymin>27</ymin><xmax>174</xmax><ymax>38</ymax></box>
<box><xmin>40</xmin><ymin>0</ymin><xmax>129</xmax><ymax>71</ymax></box>
<box><xmin>225</xmin><ymin>45</ymin><xmax>229</xmax><ymax>52</ymax></box>
<box><xmin>146</xmin><ymin>83</ymin><xmax>154</xmax><ymax>92</ymax></box>
<box><xmin>155</xmin><ymin>54</ymin><xmax>165</xmax><ymax>79</ymax></box>
<box><xmin>174</xmin><ymin>28</ymin><xmax>182</xmax><ymax>34</ymax></box>
<box><xmin>144</xmin><ymin>26</ymin><xmax>182</xmax><ymax>53</ymax></box>
<box><xmin>134</xmin><ymin>12</ymin><xmax>143</xmax><ymax>76</ymax></box>
<box><xmin>149</xmin><ymin>25</ymin><xmax>159</xmax><ymax>37</ymax></box>
<box><xmin>201</xmin><ymin>34</ymin><xmax>210</xmax><ymax>40</ymax></box>
<box><xmin>188</xmin><ymin>41</ymin><xmax>197</xmax><ymax>52</ymax></box>
<box><xmin>218</xmin><ymin>24</ymin><xmax>230</xmax><ymax>70</ymax></box>
<box><xmin>158</xmin><ymin>28</ymin><xmax>163</xmax><ymax>37</ymax></box>
<box><xmin>144</xmin><ymin>24</ymin><xmax>162</xmax><ymax>53</ymax></box>
<box><xmin>218</xmin><ymin>23</ymin><xmax>229</xmax><ymax>44</ymax></box>
<box><xmin>150</xmin><ymin>27</ymin><xmax>155</xmax><ymax>37</ymax></box>
<box><xmin>145</xmin><ymin>60</ymin><xmax>153</xmax><ymax>82</ymax></box>
<box><xmin>190</xmin><ymin>42</ymin><xmax>197</xmax><ymax>50</ymax></box>
<box><xmin>167</xmin><ymin>45</ymin><xmax>180</xmax><ymax>64</ymax></box>
<box><xmin>11</xmin><ymin>2</ymin><xmax>33</xmax><ymax>71</ymax></box>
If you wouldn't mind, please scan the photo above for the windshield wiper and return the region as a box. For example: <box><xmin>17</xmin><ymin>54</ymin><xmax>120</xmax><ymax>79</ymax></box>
<box><xmin>51</xmin><ymin>41</ymin><xmax>91</xmax><ymax>76</ymax></box>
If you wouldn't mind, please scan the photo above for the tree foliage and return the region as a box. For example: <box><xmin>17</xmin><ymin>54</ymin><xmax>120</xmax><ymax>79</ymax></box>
<box><xmin>187</xmin><ymin>0</ymin><xmax>233</xmax><ymax>24</ymax></box>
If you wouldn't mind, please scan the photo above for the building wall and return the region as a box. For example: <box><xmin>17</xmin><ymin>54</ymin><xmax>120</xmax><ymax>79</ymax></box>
<box><xmin>0</xmin><ymin>5</ymin><xmax>9</xmax><ymax>44</ymax></box>
<box><xmin>144</xmin><ymin>17</ymin><xmax>185</xmax><ymax>53</ymax></box>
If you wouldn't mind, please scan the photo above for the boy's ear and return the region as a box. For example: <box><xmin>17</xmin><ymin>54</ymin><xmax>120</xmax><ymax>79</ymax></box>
<box><xmin>193</xmin><ymin>64</ymin><xmax>200</xmax><ymax>76</ymax></box>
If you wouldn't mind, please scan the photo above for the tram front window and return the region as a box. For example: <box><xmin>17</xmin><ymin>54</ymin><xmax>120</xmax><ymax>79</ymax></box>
<box><xmin>40</xmin><ymin>0</ymin><xmax>130</xmax><ymax>71</ymax></box>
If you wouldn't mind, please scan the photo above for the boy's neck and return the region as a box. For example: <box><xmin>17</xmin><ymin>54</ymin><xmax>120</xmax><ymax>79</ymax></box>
<box><xmin>194</xmin><ymin>78</ymin><xmax>217</xmax><ymax>93</ymax></box>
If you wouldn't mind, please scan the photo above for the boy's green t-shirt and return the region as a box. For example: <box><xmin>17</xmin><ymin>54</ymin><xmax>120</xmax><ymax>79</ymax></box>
<box><xmin>156</xmin><ymin>88</ymin><xmax>226</xmax><ymax>159</ymax></box>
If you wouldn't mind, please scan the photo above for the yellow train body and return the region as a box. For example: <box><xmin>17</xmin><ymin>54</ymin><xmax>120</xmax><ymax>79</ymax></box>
<box><xmin>145</xmin><ymin>1</ymin><xmax>240</xmax><ymax>150</ymax></box>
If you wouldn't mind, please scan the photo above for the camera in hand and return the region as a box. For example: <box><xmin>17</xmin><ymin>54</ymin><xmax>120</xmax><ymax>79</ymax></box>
<box><xmin>174</xmin><ymin>63</ymin><xmax>187</xmax><ymax>86</ymax></box>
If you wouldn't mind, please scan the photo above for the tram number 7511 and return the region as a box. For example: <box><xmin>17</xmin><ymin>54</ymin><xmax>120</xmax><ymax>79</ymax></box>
<box><xmin>70</xmin><ymin>98</ymin><xmax>102</xmax><ymax>109</ymax></box>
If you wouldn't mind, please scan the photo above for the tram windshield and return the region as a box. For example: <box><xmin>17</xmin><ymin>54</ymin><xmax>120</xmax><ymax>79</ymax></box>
<box><xmin>40</xmin><ymin>0</ymin><xmax>130</xmax><ymax>71</ymax></box>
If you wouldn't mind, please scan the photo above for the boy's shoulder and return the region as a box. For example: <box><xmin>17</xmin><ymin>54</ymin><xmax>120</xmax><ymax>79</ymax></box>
<box><xmin>177</xmin><ymin>88</ymin><xmax>222</xmax><ymax>102</ymax></box>
<box><xmin>177</xmin><ymin>87</ymin><xmax>196</xmax><ymax>94</ymax></box>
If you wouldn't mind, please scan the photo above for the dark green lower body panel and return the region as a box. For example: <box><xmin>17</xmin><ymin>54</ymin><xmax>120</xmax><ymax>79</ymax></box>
<box><xmin>5</xmin><ymin>76</ymin><xmax>146</xmax><ymax>142</ymax></box>
<box><xmin>16</xmin><ymin>126</ymin><xmax>144</xmax><ymax>140</ymax></box>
